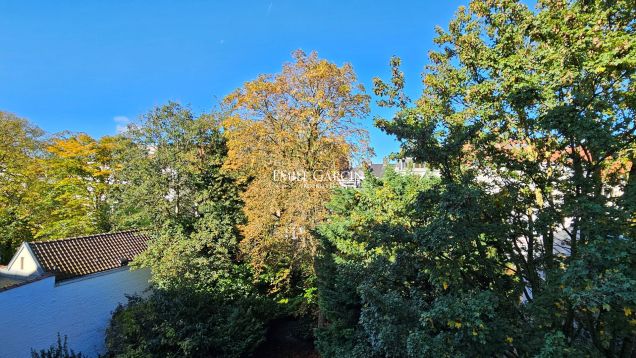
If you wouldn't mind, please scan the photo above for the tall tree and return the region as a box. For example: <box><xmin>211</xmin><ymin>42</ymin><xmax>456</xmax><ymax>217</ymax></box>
<box><xmin>106</xmin><ymin>102</ymin><xmax>271</xmax><ymax>357</ymax></box>
<box><xmin>373</xmin><ymin>0</ymin><xmax>635</xmax><ymax>355</ymax></box>
<box><xmin>0</xmin><ymin>112</ymin><xmax>43</xmax><ymax>262</ymax></box>
<box><xmin>113</xmin><ymin>102</ymin><xmax>245</xmax><ymax>291</ymax></box>
<box><xmin>34</xmin><ymin>133</ymin><xmax>119</xmax><ymax>239</ymax></box>
<box><xmin>223</xmin><ymin>50</ymin><xmax>370</xmax><ymax>297</ymax></box>
<box><xmin>316</xmin><ymin>170</ymin><xmax>444</xmax><ymax>357</ymax></box>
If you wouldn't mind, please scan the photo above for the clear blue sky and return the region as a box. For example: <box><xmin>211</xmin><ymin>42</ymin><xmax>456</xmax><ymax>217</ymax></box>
<box><xmin>0</xmin><ymin>0</ymin><xmax>466</xmax><ymax>161</ymax></box>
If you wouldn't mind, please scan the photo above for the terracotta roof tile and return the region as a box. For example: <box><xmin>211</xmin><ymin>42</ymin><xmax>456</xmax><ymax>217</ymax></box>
<box><xmin>28</xmin><ymin>230</ymin><xmax>151</xmax><ymax>281</ymax></box>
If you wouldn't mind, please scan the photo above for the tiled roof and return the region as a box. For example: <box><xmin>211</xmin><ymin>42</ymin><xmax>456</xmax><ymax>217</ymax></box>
<box><xmin>0</xmin><ymin>273</ymin><xmax>54</xmax><ymax>292</ymax></box>
<box><xmin>368</xmin><ymin>163</ymin><xmax>386</xmax><ymax>177</ymax></box>
<box><xmin>28</xmin><ymin>230</ymin><xmax>151</xmax><ymax>281</ymax></box>
<box><xmin>0</xmin><ymin>276</ymin><xmax>26</xmax><ymax>289</ymax></box>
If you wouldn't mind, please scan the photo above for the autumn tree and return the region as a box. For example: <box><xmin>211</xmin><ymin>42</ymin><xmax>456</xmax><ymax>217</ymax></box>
<box><xmin>34</xmin><ymin>133</ymin><xmax>120</xmax><ymax>239</ymax></box>
<box><xmin>0</xmin><ymin>113</ymin><xmax>121</xmax><ymax>259</ymax></box>
<box><xmin>0</xmin><ymin>112</ymin><xmax>43</xmax><ymax>262</ymax></box>
<box><xmin>223</xmin><ymin>50</ymin><xmax>370</xmax><ymax>298</ymax></box>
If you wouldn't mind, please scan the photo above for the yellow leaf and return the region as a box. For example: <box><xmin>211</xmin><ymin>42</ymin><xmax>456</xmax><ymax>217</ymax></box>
<box><xmin>443</xmin><ymin>281</ymin><xmax>448</xmax><ymax>290</ymax></box>
<box><xmin>535</xmin><ymin>189</ymin><xmax>543</xmax><ymax>207</ymax></box>
<box><xmin>624</xmin><ymin>307</ymin><xmax>632</xmax><ymax>316</ymax></box>
<box><xmin>506</xmin><ymin>337</ymin><xmax>513</xmax><ymax>344</ymax></box>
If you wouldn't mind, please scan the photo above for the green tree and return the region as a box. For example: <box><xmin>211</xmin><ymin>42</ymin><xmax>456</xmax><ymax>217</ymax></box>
<box><xmin>316</xmin><ymin>169</ymin><xmax>524</xmax><ymax>357</ymax></box>
<box><xmin>0</xmin><ymin>112</ymin><xmax>43</xmax><ymax>262</ymax></box>
<box><xmin>106</xmin><ymin>102</ymin><xmax>271</xmax><ymax>357</ymax></box>
<box><xmin>371</xmin><ymin>0</ymin><xmax>636</xmax><ymax>355</ymax></box>
<box><xmin>106</xmin><ymin>291</ymin><xmax>267</xmax><ymax>358</ymax></box>
<box><xmin>112</xmin><ymin>102</ymin><xmax>246</xmax><ymax>290</ymax></box>
<box><xmin>316</xmin><ymin>169</ymin><xmax>433</xmax><ymax>357</ymax></box>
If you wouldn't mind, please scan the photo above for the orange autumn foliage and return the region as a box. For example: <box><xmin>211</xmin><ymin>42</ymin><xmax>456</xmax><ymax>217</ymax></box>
<box><xmin>223</xmin><ymin>50</ymin><xmax>370</xmax><ymax>292</ymax></box>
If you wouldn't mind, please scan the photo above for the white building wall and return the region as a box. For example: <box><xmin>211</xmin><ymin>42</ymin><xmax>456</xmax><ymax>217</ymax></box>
<box><xmin>1</xmin><ymin>243</ymin><xmax>41</xmax><ymax>277</ymax></box>
<box><xmin>0</xmin><ymin>267</ymin><xmax>151</xmax><ymax>358</ymax></box>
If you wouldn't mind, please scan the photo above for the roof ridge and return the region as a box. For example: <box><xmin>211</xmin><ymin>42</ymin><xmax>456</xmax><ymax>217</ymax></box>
<box><xmin>25</xmin><ymin>229</ymin><xmax>151</xmax><ymax>281</ymax></box>
<box><xmin>28</xmin><ymin>229</ymin><xmax>144</xmax><ymax>245</ymax></box>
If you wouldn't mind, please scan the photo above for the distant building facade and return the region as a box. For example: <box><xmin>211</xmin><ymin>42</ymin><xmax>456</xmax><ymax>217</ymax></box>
<box><xmin>338</xmin><ymin>157</ymin><xmax>432</xmax><ymax>188</ymax></box>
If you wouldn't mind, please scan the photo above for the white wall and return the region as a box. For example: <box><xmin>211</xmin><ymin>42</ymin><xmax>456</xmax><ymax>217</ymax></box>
<box><xmin>1</xmin><ymin>243</ymin><xmax>41</xmax><ymax>277</ymax></box>
<box><xmin>0</xmin><ymin>267</ymin><xmax>151</xmax><ymax>358</ymax></box>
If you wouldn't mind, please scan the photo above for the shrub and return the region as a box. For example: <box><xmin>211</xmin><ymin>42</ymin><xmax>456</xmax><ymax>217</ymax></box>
<box><xmin>106</xmin><ymin>289</ymin><xmax>273</xmax><ymax>358</ymax></box>
<box><xmin>31</xmin><ymin>334</ymin><xmax>85</xmax><ymax>358</ymax></box>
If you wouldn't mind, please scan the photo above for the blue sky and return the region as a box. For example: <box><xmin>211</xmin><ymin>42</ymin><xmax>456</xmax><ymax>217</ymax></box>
<box><xmin>0</xmin><ymin>0</ymin><xmax>466</xmax><ymax>161</ymax></box>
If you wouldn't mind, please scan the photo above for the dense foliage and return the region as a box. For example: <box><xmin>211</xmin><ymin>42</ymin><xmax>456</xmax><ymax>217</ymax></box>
<box><xmin>112</xmin><ymin>103</ymin><xmax>244</xmax><ymax>289</ymax></box>
<box><xmin>223</xmin><ymin>50</ymin><xmax>370</xmax><ymax>299</ymax></box>
<box><xmin>103</xmin><ymin>103</ymin><xmax>274</xmax><ymax>357</ymax></box>
<box><xmin>36</xmin><ymin>134</ymin><xmax>120</xmax><ymax>239</ymax></box>
<box><xmin>362</xmin><ymin>0</ymin><xmax>634</xmax><ymax>355</ymax></box>
<box><xmin>31</xmin><ymin>335</ymin><xmax>87</xmax><ymax>358</ymax></box>
<box><xmin>318</xmin><ymin>167</ymin><xmax>531</xmax><ymax>357</ymax></box>
<box><xmin>106</xmin><ymin>290</ymin><xmax>268</xmax><ymax>358</ymax></box>
<box><xmin>0</xmin><ymin>116</ymin><xmax>128</xmax><ymax>262</ymax></box>
<box><xmin>1</xmin><ymin>0</ymin><xmax>634</xmax><ymax>356</ymax></box>
<box><xmin>0</xmin><ymin>111</ymin><xmax>43</xmax><ymax>261</ymax></box>
<box><xmin>316</xmin><ymin>169</ymin><xmax>444</xmax><ymax>357</ymax></box>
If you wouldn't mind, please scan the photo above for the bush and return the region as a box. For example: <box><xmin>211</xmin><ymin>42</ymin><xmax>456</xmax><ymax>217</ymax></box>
<box><xmin>31</xmin><ymin>334</ymin><xmax>86</xmax><ymax>358</ymax></box>
<box><xmin>106</xmin><ymin>289</ymin><xmax>273</xmax><ymax>358</ymax></box>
